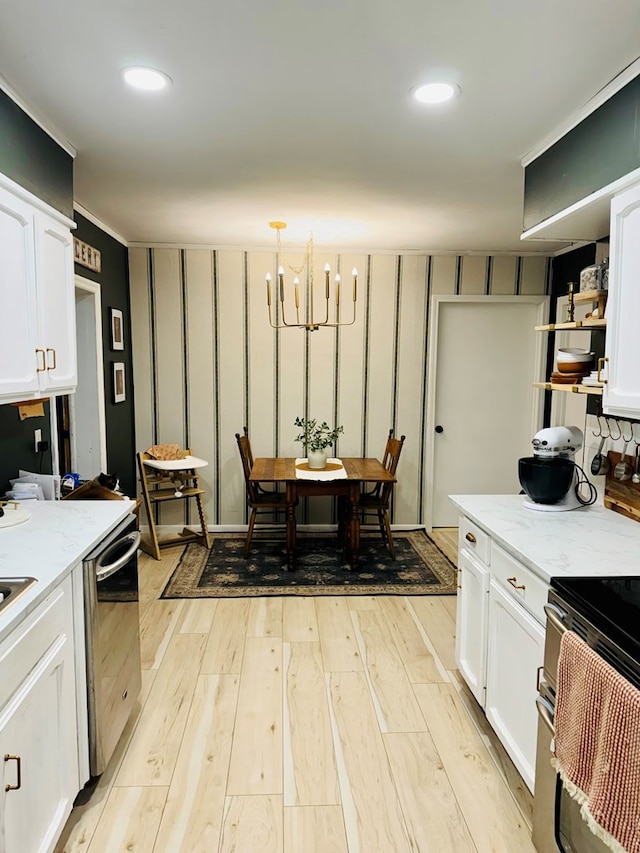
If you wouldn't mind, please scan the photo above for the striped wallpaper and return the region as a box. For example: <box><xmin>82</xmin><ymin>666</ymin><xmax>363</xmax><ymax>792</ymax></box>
<box><xmin>129</xmin><ymin>248</ymin><xmax>550</xmax><ymax>528</ymax></box>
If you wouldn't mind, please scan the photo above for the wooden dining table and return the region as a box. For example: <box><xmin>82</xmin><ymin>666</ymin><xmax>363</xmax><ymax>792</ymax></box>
<box><xmin>249</xmin><ymin>457</ymin><xmax>395</xmax><ymax>569</ymax></box>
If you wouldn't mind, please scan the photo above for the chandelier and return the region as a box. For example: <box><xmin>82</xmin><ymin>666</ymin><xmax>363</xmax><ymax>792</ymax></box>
<box><xmin>265</xmin><ymin>221</ymin><xmax>357</xmax><ymax>331</ymax></box>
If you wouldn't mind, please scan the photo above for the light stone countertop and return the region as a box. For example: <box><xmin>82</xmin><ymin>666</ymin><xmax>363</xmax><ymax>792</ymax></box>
<box><xmin>0</xmin><ymin>500</ymin><xmax>135</xmax><ymax>642</ymax></box>
<box><xmin>449</xmin><ymin>494</ymin><xmax>640</xmax><ymax>584</ymax></box>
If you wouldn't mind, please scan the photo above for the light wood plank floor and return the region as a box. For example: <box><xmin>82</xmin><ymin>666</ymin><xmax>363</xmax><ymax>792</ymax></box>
<box><xmin>56</xmin><ymin>530</ymin><xmax>535</xmax><ymax>853</ymax></box>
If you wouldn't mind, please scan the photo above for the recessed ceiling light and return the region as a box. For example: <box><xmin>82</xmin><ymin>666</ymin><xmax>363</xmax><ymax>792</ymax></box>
<box><xmin>122</xmin><ymin>67</ymin><xmax>172</xmax><ymax>91</ymax></box>
<box><xmin>413</xmin><ymin>82</ymin><xmax>459</xmax><ymax>104</ymax></box>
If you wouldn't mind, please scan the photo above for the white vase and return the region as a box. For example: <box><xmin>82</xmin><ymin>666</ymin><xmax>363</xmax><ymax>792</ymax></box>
<box><xmin>307</xmin><ymin>449</ymin><xmax>328</xmax><ymax>469</ymax></box>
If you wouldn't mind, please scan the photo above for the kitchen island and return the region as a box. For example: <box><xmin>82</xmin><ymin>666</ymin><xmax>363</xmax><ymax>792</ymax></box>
<box><xmin>0</xmin><ymin>499</ymin><xmax>135</xmax><ymax>853</ymax></box>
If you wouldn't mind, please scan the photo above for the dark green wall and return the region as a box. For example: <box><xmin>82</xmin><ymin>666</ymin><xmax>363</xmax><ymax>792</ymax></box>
<box><xmin>0</xmin><ymin>402</ymin><xmax>53</xmax><ymax>494</ymax></box>
<box><xmin>0</xmin><ymin>88</ymin><xmax>73</xmax><ymax>218</ymax></box>
<box><xmin>73</xmin><ymin>214</ymin><xmax>136</xmax><ymax>497</ymax></box>
<box><xmin>524</xmin><ymin>75</ymin><xmax>640</xmax><ymax>232</ymax></box>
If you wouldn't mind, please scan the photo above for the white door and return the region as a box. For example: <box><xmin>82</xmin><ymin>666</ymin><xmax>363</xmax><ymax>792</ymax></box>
<box><xmin>428</xmin><ymin>297</ymin><xmax>547</xmax><ymax>528</ymax></box>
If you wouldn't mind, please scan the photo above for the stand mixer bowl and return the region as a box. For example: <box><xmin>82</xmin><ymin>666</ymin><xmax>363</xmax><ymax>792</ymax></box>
<box><xmin>518</xmin><ymin>457</ymin><xmax>575</xmax><ymax>505</ymax></box>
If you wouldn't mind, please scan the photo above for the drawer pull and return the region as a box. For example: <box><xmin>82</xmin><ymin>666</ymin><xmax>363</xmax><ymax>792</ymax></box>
<box><xmin>35</xmin><ymin>348</ymin><xmax>46</xmax><ymax>372</ymax></box>
<box><xmin>465</xmin><ymin>532</ymin><xmax>476</xmax><ymax>543</ymax></box>
<box><xmin>507</xmin><ymin>576</ymin><xmax>525</xmax><ymax>590</ymax></box>
<box><xmin>4</xmin><ymin>754</ymin><xmax>21</xmax><ymax>791</ymax></box>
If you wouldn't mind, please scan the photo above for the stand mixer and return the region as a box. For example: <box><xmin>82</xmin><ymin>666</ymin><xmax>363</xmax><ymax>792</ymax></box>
<box><xmin>518</xmin><ymin>426</ymin><xmax>595</xmax><ymax>511</ymax></box>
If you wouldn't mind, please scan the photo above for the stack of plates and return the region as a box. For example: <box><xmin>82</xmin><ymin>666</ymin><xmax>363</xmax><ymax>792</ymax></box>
<box><xmin>581</xmin><ymin>370</ymin><xmax>604</xmax><ymax>387</ymax></box>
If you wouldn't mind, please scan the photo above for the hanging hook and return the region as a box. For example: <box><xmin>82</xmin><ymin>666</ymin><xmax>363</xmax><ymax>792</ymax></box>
<box><xmin>593</xmin><ymin>416</ymin><xmax>603</xmax><ymax>438</ymax></box>
<box><xmin>621</xmin><ymin>420</ymin><xmax>634</xmax><ymax>443</ymax></box>
<box><xmin>607</xmin><ymin>418</ymin><xmax>621</xmax><ymax>441</ymax></box>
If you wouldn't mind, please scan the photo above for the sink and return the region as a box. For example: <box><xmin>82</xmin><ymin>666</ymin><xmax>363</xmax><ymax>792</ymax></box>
<box><xmin>0</xmin><ymin>577</ymin><xmax>37</xmax><ymax>615</ymax></box>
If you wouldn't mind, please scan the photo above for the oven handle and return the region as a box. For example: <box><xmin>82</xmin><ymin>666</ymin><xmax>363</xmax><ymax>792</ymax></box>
<box><xmin>544</xmin><ymin>603</ymin><xmax>568</xmax><ymax>636</ymax></box>
<box><xmin>536</xmin><ymin>694</ymin><xmax>555</xmax><ymax>735</ymax></box>
<box><xmin>96</xmin><ymin>532</ymin><xmax>141</xmax><ymax>582</ymax></box>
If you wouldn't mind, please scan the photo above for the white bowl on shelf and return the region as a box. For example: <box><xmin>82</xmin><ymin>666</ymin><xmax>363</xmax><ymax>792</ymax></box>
<box><xmin>556</xmin><ymin>348</ymin><xmax>593</xmax><ymax>363</ymax></box>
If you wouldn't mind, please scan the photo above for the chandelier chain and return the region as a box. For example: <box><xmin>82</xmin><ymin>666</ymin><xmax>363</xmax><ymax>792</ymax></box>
<box><xmin>276</xmin><ymin>228</ymin><xmax>314</xmax><ymax>282</ymax></box>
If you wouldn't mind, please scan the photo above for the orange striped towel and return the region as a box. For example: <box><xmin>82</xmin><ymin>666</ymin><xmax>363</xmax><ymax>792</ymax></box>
<box><xmin>552</xmin><ymin>630</ymin><xmax>640</xmax><ymax>853</ymax></box>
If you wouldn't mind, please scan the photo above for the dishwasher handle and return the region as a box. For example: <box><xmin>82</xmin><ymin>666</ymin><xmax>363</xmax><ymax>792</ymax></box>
<box><xmin>96</xmin><ymin>531</ymin><xmax>141</xmax><ymax>582</ymax></box>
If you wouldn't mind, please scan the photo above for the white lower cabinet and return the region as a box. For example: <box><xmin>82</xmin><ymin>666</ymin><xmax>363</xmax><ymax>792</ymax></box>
<box><xmin>0</xmin><ymin>575</ymin><xmax>79</xmax><ymax>853</ymax></box>
<box><xmin>455</xmin><ymin>549</ymin><xmax>489</xmax><ymax>706</ymax></box>
<box><xmin>485</xmin><ymin>578</ymin><xmax>545</xmax><ymax>793</ymax></box>
<box><xmin>455</xmin><ymin>514</ymin><xmax>546</xmax><ymax>794</ymax></box>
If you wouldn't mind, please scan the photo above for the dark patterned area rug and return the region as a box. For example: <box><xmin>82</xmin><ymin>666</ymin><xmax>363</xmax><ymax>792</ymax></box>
<box><xmin>160</xmin><ymin>530</ymin><xmax>456</xmax><ymax>598</ymax></box>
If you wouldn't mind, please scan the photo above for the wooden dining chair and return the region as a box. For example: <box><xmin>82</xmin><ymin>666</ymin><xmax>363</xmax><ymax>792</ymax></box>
<box><xmin>357</xmin><ymin>429</ymin><xmax>406</xmax><ymax>559</ymax></box>
<box><xmin>236</xmin><ymin>430</ymin><xmax>288</xmax><ymax>557</ymax></box>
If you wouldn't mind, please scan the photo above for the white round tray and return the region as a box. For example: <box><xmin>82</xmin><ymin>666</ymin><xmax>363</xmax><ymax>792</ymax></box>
<box><xmin>143</xmin><ymin>455</ymin><xmax>208</xmax><ymax>471</ymax></box>
<box><xmin>0</xmin><ymin>507</ymin><xmax>31</xmax><ymax>528</ymax></box>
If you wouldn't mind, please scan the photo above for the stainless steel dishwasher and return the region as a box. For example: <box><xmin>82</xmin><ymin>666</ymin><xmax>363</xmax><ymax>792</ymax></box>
<box><xmin>83</xmin><ymin>514</ymin><xmax>142</xmax><ymax>777</ymax></box>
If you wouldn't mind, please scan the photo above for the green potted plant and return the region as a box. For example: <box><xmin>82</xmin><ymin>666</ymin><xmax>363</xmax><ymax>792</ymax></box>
<box><xmin>294</xmin><ymin>417</ymin><xmax>344</xmax><ymax>469</ymax></box>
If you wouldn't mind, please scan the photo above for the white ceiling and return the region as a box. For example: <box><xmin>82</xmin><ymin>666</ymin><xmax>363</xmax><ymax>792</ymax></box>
<box><xmin>1</xmin><ymin>0</ymin><xmax>639</xmax><ymax>253</ymax></box>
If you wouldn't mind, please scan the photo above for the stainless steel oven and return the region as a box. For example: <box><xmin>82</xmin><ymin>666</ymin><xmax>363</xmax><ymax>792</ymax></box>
<box><xmin>533</xmin><ymin>578</ymin><xmax>640</xmax><ymax>853</ymax></box>
<box><xmin>83</xmin><ymin>514</ymin><xmax>142</xmax><ymax>778</ymax></box>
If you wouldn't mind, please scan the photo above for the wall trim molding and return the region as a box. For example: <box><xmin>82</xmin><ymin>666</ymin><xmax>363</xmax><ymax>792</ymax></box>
<box><xmin>0</xmin><ymin>75</ymin><xmax>76</xmax><ymax>158</ymax></box>
<box><xmin>128</xmin><ymin>240</ymin><xmax>554</xmax><ymax>258</ymax></box>
<box><xmin>73</xmin><ymin>202</ymin><xmax>128</xmax><ymax>245</ymax></box>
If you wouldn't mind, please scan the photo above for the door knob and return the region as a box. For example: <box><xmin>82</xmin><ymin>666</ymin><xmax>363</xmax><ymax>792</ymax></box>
<box><xmin>435</xmin><ymin>425</ymin><xmax>444</xmax><ymax>434</ymax></box>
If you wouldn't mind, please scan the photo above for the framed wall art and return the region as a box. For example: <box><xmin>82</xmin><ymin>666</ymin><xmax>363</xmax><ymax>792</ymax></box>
<box><xmin>110</xmin><ymin>308</ymin><xmax>124</xmax><ymax>351</ymax></box>
<box><xmin>113</xmin><ymin>362</ymin><xmax>126</xmax><ymax>403</ymax></box>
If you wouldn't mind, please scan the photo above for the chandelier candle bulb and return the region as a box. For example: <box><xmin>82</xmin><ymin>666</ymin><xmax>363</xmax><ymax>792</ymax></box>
<box><xmin>335</xmin><ymin>274</ymin><xmax>341</xmax><ymax>307</ymax></box>
<box><xmin>352</xmin><ymin>268</ymin><xmax>358</xmax><ymax>300</ymax></box>
<box><xmin>266</xmin><ymin>273</ymin><xmax>272</xmax><ymax>306</ymax></box>
<box><xmin>294</xmin><ymin>277</ymin><xmax>300</xmax><ymax>309</ymax></box>
<box><xmin>324</xmin><ymin>264</ymin><xmax>330</xmax><ymax>299</ymax></box>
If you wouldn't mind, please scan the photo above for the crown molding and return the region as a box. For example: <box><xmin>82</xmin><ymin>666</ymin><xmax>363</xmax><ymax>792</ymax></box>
<box><xmin>73</xmin><ymin>202</ymin><xmax>128</xmax><ymax>245</ymax></box>
<box><xmin>0</xmin><ymin>75</ymin><xmax>76</xmax><ymax>158</ymax></box>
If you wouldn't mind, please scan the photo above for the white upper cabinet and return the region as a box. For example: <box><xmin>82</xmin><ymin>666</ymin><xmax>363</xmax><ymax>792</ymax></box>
<box><xmin>602</xmin><ymin>182</ymin><xmax>640</xmax><ymax>418</ymax></box>
<box><xmin>34</xmin><ymin>211</ymin><xmax>76</xmax><ymax>392</ymax></box>
<box><xmin>0</xmin><ymin>185</ymin><xmax>40</xmax><ymax>397</ymax></box>
<box><xmin>0</xmin><ymin>174</ymin><xmax>76</xmax><ymax>402</ymax></box>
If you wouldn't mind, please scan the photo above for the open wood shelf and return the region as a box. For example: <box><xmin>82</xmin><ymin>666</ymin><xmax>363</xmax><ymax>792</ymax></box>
<box><xmin>535</xmin><ymin>318</ymin><xmax>606</xmax><ymax>331</ymax></box>
<box><xmin>573</xmin><ymin>288</ymin><xmax>607</xmax><ymax>303</ymax></box>
<box><xmin>533</xmin><ymin>382</ymin><xmax>603</xmax><ymax>396</ymax></box>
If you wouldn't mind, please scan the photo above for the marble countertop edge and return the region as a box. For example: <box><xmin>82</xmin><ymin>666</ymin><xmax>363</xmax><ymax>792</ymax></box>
<box><xmin>449</xmin><ymin>494</ymin><xmax>640</xmax><ymax>584</ymax></box>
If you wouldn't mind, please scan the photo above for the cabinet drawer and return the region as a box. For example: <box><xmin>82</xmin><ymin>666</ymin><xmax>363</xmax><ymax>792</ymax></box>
<box><xmin>491</xmin><ymin>542</ymin><xmax>547</xmax><ymax>625</ymax></box>
<box><xmin>459</xmin><ymin>516</ymin><xmax>491</xmax><ymax>565</ymax></box>
<box><xmin>0</xmin><ymin>576</ymin><xmax>73</xmax><ymax>710</ymax></box>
